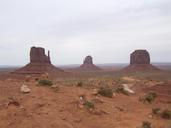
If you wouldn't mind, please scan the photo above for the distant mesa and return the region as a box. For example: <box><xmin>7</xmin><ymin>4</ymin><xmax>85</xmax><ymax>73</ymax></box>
<box><xmin>13</xmin><ymin>46</ymin><xmax>63</xmax><ymax>74</ymax></box>
<box><xmin>79</xmin><ymin>55</ymin><xmax>101</xmax><ymax>71</ymax></box>
<box><xmin>123</xmin><ymin>49</ymin><xmax>159</xmax><ymax>71</ymax></box>
<box><xmin>130</xmin><ymin>50</ymin><xmax>150</xmax><ymax>65</ymax></box>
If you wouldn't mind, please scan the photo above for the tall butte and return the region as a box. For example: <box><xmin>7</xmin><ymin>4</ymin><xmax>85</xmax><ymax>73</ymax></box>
<box><xmin>123</xmin><ymin>49</ymin><xmax>159</xmax><ymax>71</ymax></box>
<box><xmin>13</xmin><ymin>46</ymin><xmax>63</xmax><ymax>74</ymax></box>
<box><xmin>79</xmin><ymin>55</ymin><xmax>101</xmax><ymax>71</ymax></box>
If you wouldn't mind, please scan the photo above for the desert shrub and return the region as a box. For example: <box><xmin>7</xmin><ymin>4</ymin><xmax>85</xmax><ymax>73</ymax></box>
<box><xmin>98</xmin><ymin>87</ymin><xmax>113</xmax><ymax>98</ymax></box>
<box><xmin>115</xmin><ymin>87</ymin><xmax>129</xmax><ymax>96</ymax></box>
<box><xmin>84</xmin><ymin>101</ymin><xmax>95</xmax><ymax>109</ymax></box>
<box><xmin>161</xmin><ymin>109</ymin><xmax>171</xmax><ymax>119</ymax></box>
<box><xmin>114</xmin><ymin>78</ymin><xmax>126</xmax><ymax>85</ymax></box>
<box><xmin>141</xmin><ymin>121</ymin><xmax>152</xmax><ymax>128</ymax></box>
<box><xmin>77</xmin><ymin>81</ymin><xmax>83</xmax><ymax>87</ymax></box>
<box><xmin>152</xmin><ymin>107</ymin><xmax>161</xmax><ymax>115</ymax></box>
<box><xmin>141</xmin><ymin>92</ymin><xmax>157</xmax><ymax>104</ymax></box>
<box><xmin>38</xmin><ymin>79</ymin><xmax>53</xmax><ymax>86</ymax></box>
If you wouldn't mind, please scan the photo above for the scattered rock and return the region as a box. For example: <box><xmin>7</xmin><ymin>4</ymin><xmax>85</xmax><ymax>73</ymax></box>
<box><xmin>7</xmin><ymin>98</ymin><xmax>20</xmax><ymax>107</ymax></box>
<box><xmin>148</xmin><ymin>114</ymin><xmax>153</xmax><ymax>119</ymax></box>
<box><xmin>73</xmin><ymin>118</ymin><xmax>82</xmax><ymax>123</ymax></box>
<box><xmin>41</xmin><ymin>72</ymin><xmax>49</xmax><ymax>79</ymax></box>
<box><xmin>115</xmin><ymin>106</ymin><xmax>125</xmax><ymax>112</ymax></box>
<box><xmin>51</xmin><ymin>84</ymin><xmax>60</xmax><ymax>92</ymax></box>
<box><xmin>20</xmin><ymin>84</ymin><xmax>31</xmax><ymax>93</ymax></box>
<box><xmin>122</xmin><ymin>77</ymin><xmax>139</xmax><ymax>82</ymax></box>
<box><xmin>122</xmin><ymin>84</ymin><xmax>135</xmax><ymax>94</ymax></box>
<box><xmin>91</xmin><ymin>97</ymin><xmax>104</xmax><ymax>104</ymax></box>
<box><xmin>90</xmin><ymin>109</ymin><xmax>109</xmax><ymax>115</ymax></box>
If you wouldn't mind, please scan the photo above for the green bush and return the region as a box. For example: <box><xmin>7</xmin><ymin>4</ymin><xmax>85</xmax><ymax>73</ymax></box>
<box><xmin>77</xmin><ymin>81</ymin><xmax>83</xmax><ymax>87</ymax></box>
<box><xmin>152</xmin><ymin>107</ymin><xmax>161</xmax><ymax>115</ymax></box>
<box><xmin>141</xmin><ymin>121</ymin><xmax>152</xmax><ymax>128</ymax></box>
<box><xmin>141</xmin><ymin>92</ymin><xmax>157</xmax><ymax>104</ymax></box>
<box><xmin>38</xmin><ymin>79</ymin><xmax>53</xmax><ymax>86</ymax></box>
<box><xmin>84</xmin><ymin>101</ymin><xmax>95</xmax><ymax>109</ymax></box>
<box><xmin>98</xmin><ymin>87</ymin><xmax>113</xmax><ymax>98</ymax></box>
<box><xmin>161</xmin><ymin>109</ymin><xmax>171</xmax><ymax>119</ymax></box>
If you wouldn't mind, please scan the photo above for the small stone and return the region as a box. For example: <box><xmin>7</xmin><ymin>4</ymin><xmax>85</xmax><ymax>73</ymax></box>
<box><xmin>91</xmin><ymin>97</ymin><xmax>104</xmax><ymax>103</ymax></box>
<box><xmin>148</xmin><ymin>114</ymin><xmax>153</xmax><ymax>119</ymax></box>
<box><xmin>73</xmin><ymin>118</ymin><xmax>82</xmax><ymax>123</ymax></box>
<box><xmin>78</xmin><ymin>104</ymin><xmax>84</xmax><ymax>109</ymax></box>
<box><xmin>20</xmin><ymin>84</ymin><xmax>31</xmax><ymax>93</ymax></box>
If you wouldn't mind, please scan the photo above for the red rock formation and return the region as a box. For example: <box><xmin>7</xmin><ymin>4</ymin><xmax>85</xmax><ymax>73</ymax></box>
<box><xmin>13</xmin><ymin>46</ymin><xmax>63</xmax><ymax>74</ymax></box>
<box><xmin>130</xmin><ymin>50</ymin><xmax>150</xmax><ymax>65</ymax></box>
<box><xmin>123</xmin><ymin>49</ymin><xmax>159</xmax><ymax>71</ymax></box>
<box><xmin>30</xmin><ymin>47</ymin><xmax>51</xmax><ymax>63</ymax></box>
<box><xmin>83</xmin><ymin>56</ymin><xmax>93</xmax><ymax>65</ymax></box>
<box><xmin>79</xmin><ymin>56</ymin><xmax>101</xmax><ymax>71</ymax></box>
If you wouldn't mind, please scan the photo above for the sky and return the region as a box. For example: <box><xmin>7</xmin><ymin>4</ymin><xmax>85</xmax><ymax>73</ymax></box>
<box><xmin>0</xmin><ymin>0</ymin><xmax>171</xmax><ymax>66</ymax></box>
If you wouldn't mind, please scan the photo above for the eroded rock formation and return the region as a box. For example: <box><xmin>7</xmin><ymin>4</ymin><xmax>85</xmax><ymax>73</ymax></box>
<box><xmin>130</xmin><ymin>50</ymin><xmax>150</xmax><ymax>65</ymax></box>
<box><xmin>30</xmin><ymin>47</ymin><xmax>51</xmax><ymax>63</ymax></box>
<box><xmin>13</xmin><ymin>46</ymin><xmax>63</xmax><ymax>74</ymax></box>
<box><xmin>79</xmin><ymin>56</ymin><xmax>101</xmax><ymax>71</ymax></box>
<box><xmin>123</xmin><ymin>49</ymin><xmax>159</xmax><ymax>71</ymax></box>
<box><xmin>83</xmin><ymin>56</ymin><xmax>93</xmax><ymax>65</ymax></box>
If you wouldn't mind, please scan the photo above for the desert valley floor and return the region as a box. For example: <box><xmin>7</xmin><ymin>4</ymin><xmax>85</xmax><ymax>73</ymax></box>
<box><xmin>0</xmin><ymin>65</ymin><xmax>171</xmax><ymax>128</ymax></box>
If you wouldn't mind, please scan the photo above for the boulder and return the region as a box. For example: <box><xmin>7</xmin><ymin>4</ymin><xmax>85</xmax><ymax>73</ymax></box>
<box><xmin>20</xmin><ymin>84</ymin><xmax>31</xmax><ymax>93</ymax></box>
<box><xmin>122</xmin><ymin>84</ymin><xmax>135</xmax><ymax>94</ymax></box>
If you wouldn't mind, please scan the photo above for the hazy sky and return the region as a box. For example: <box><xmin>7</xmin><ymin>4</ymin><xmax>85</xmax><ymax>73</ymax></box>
<box><xmin>0</xmin><ymin>0</ymin><xmax>171</xmax><ymax>65</ymax></box>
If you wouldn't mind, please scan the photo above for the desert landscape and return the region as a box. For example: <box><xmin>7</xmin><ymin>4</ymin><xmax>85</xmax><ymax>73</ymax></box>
<box><xmin>1</xmin><ymin>0</ymin><xmax>171</xmax><ymax>128</ymax></box>
<box><xmin>0</xmin><ymin>47</ymin><xmax>170</xmax><ymax>128</ymax></box>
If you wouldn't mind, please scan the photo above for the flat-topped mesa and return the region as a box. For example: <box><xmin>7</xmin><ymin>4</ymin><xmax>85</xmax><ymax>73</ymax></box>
<box><xmin>80</xmin><ymin>55</ymin><xmax>101</xmax><ymax>70</ymax></box>
<box><xmin>122</xmin><ymin>49</ymin><xmax>159</xmax><ymax>71</ymax></box>
<box><xmin>30</xmin><ymin>47</ymin><xmax>51</xmax><ymax>64</ymax></box>
<box><xmin>130</xmin><ymin>50</ymin><xmax>150</xmax><ymax>65</ymax></box>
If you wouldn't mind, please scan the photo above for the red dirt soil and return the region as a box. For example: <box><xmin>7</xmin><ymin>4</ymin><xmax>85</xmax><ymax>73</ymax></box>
<box><xmin>0</xmin><ymin>76</ymin><xmax>171</xmax><ymax>128</ymax></box>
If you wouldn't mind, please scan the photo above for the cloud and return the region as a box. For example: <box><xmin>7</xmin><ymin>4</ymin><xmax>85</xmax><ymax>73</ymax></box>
<box><xmin>0</xmin><ymin>0</ymin><xmax>171</xmax><ymax>65</ymax></box>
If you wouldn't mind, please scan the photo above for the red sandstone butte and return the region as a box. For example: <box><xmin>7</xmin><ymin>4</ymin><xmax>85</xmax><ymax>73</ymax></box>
<box><xmin>13</xmin><ymin>46</ymin><xmax>63</xmax><ymax>74</ymax></box>
<box><xmin>79</xmin><ymin>56</ymin><xmax>101</xmax><ymax>71</ymax></box>
<box><xmin>123</xmin><ymin>49</ymin><xmax>159</xmax><ymax>71</ymax></box>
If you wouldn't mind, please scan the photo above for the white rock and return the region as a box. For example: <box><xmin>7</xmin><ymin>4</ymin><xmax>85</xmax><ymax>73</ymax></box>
<box><xmin>20</xmin><ymin>85</ymin><xmax>31</xmax><ymax>93</ymax></box>
<box><xmin>122</xmin><ymin>84</ymin><xmax>135</xmax><ymax>94</ymax></box>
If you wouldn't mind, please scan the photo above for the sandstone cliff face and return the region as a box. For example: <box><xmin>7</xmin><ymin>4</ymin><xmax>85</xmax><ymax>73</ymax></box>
<box><xmin>30</xmin><ymin>47</ymin><xmax>51</xmax><ymax>63</ymax></box>
<box><xmin>130</xmin><ymin>50</ymin><xmax>150</xmax><ymax>65</ymax></box>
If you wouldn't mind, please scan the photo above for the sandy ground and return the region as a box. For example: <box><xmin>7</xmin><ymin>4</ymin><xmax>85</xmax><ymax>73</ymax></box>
<box><xmin>0</xmin><ymin>70</ymin><xmax>171</xmax><ymax>128</ymax></box>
